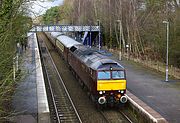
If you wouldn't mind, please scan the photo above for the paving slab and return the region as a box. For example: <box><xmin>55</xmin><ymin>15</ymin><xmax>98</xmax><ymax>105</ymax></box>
<box><xmin>11</xmin><ymin>33</ymin><xmax>38</xmax><ymax>123</ymax></box>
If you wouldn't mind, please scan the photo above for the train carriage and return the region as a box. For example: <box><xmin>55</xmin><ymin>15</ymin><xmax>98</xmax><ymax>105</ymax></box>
<box><xmin>56</xmin><ymin>35</ymin><xmax>81</xmax><ymax>61</ymax></box>
<box><xmin>46</xmin><ymin>32</ymin><xmax>81</xmax><ymax>61</ymax></box>
<box><xmin>46</xmin><ymin>32</ymin><xmax>62</xmax><ymax>46</ymax></box>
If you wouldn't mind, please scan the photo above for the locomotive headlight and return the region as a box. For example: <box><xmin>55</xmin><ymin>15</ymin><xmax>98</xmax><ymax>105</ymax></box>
<box><xmin>117</xmin><ymin>94</ymin><xmax>121</xmax><ymax>98</ymax></box>
<box><xmin>121</xmin><ymin>90</ymin><xmax>124</xmax><ymax>94</ymax></box>
<box><xmin>99</xmin><ymin>91</ymin><xmax>103</xmax><ymax>94</ymax></box>
<box><xmin>118</xmin><ymin>90</ymin><xmax>121</xmax><ymax>93</ymax></box>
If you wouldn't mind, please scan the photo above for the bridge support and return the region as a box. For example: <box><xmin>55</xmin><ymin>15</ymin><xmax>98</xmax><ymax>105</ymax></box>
<box><xmin>89</xmin><ymin>32</ymin><xmax>92</xmax><ymax>48</ymax></box>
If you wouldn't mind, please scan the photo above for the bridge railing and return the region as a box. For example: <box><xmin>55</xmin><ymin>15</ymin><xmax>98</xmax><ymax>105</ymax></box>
<box><xmin>29</xmin><ymin>25</ymin><xmax>100</xmax><ymax>32</ymax></box>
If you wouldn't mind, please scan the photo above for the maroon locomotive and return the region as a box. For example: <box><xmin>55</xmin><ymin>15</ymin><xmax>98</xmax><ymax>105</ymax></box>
<box><xmin>46</xmin><ymin>32</ymin><xmax>127</xmax><ymax>107</ymax></box>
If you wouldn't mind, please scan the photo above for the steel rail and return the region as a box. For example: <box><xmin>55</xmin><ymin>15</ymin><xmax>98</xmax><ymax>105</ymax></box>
<box><xmin>39</xmin><ymin>34</ymin><xmax>82</xmax><ymax>123</ymax></box>
<box><xmin>120</xmin><ymin>111</ymin><xmax>134</xmax><ymax>123</ymax></box>
<box><xmin>100</xmin><ymin>109</ymin><xmax>133</xmax><ymax>123</ymax></box>
<box><xmin>99</xmin><ymin>111</ymin><xmax>112</xmax><ymax>123</ymax></box>
<box><xmin>46</xmin><ymin>41</ymin><xmax>82</xmax><ymax>123</ymax></box>
<box><xmin>42</xmin><ymin>55</ymin><xmax>61</xmax><ymax>123</ymax></box>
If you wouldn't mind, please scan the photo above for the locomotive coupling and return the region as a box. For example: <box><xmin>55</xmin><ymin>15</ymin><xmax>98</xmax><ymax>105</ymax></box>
<box><xmin>98</xmin><ymin>97</ymin><xmax>106</xmax><ymax>104</ymax></box>
<box><xmin>120</xmin><ymin>96</ymin><xmax>127</xmax><ymax>103</ymax></box>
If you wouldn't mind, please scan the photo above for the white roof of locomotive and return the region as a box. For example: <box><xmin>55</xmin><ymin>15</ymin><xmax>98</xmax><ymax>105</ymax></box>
<box><xmin>57</xmin><ymin>35</ymin><xmax>81</xmax><ymax>48</ymax></box>
<box><xmin>51</xmin><ymin>32</ymin><xmax>62</xmax><ymax>38</ymax></box>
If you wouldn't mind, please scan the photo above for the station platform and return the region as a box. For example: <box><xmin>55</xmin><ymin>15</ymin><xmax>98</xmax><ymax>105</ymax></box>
<box><xmin>11</xmin><ymin>33</ymin><xmax>50</xmax><ymax>123</ymax></box>
<box><xmin>110</xmin><ymin>54</ymin><xmax>180</xmax><ymax>123</ymax></box>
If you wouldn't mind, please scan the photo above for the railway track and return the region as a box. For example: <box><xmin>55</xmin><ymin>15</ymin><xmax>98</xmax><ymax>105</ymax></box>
<box><xmin>38</xmin><ymin>35</ymin><xmax>82</xmax><ymax>123</ymax></box>
<box><xmin>120</xmin><ymin>110</ymin><xmax>133</xmax><ymax>123</ymax></box>
<box><xmin>38</xmin><ymin>32</ymin><xmax>136</xmax><ymax>123</ymax></box>
<box><xmin>100</xmin><ymin>109</ymin><xmax>133</xmax><ymax>123</ymax></box>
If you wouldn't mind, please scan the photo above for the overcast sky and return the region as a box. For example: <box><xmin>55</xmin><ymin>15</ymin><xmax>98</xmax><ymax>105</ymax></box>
<box><xmin>30</xmin><ymin>0</ymin><xmax>64</xmax><ymax>18</ymax></box>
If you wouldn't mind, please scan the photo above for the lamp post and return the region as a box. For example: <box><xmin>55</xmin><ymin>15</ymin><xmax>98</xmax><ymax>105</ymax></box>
<box><xmin>97</xmin><ymin>20</ymin><xmax>101</xmax><ymax>51</ymax></box>
<box><xmin>163</xmin><ymin>20</ymin><xmax>169</xmax><ymax>82</ymax></box>
<box><xmin>116</xmin><ymin>20</ymin><xmax>122</xmax><ymax>60</ymax></box>
<box><xmin>126</xmin><ymin>44</ymin><xmax>129</xmax><ymax>60</ymax></box>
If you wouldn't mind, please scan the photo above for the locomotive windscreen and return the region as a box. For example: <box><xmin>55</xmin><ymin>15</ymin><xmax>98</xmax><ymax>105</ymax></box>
<box><xmin>112</xmin><ymin>71</ymin><xmax>125</xmax><ymax>79</ymax></box>
<box><xmin>98</xmin><ymin>71</ymin><xmax>111</xmax><ymax>80</ymax></box>
<box><xmin>97</xmin><ymin>70</ymin><xmax>125</xmax><ymax>80</ymax></box>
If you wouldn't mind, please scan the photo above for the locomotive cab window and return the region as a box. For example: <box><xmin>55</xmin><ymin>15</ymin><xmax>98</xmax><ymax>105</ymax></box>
<box><xmin>112</xmin><ymin>71</ymin><xmax>125</xmax><ymax>79</ymax></box>
<box><xmin>98</xmin><ymin>71</ymin><xmax>111</xmax><ymax>80</ymax></box>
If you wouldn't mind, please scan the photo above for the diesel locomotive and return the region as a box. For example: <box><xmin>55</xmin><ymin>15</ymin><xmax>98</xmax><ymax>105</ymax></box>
<box><xmin>45</xmin><ymin>32</ymin><xmax>127</xmax><ymax>107</ymax></box>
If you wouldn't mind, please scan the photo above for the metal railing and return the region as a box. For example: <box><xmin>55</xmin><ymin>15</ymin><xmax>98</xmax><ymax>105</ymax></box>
<box><xmin>29</xmin><ymin>25</ymin><xmax>100</xmax><ymax>32</ymax></box>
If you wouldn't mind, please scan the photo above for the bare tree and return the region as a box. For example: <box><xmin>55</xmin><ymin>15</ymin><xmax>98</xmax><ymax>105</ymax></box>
<box><xmin>62</xmin><ymin>0</ymin><xmax>180</xmax><ymax>67</ymax></box>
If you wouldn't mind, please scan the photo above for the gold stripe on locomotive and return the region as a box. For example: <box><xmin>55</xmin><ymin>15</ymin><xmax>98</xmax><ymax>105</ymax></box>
<box><xmin>97</xmin><ymin>80</ymin><xmax>126</xmax><ymax>91</ymax></box>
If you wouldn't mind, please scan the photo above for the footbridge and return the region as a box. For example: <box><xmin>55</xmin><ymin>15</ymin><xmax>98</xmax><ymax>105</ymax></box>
<box><xmin>29</xmin><ymin>25</ymin><xmax>101</xmax><ymax>49</ymax></box>
<box><xmin>29</xmin><ymin>25</ymin><xmax>100</xmax><ymax>32</ymax></box>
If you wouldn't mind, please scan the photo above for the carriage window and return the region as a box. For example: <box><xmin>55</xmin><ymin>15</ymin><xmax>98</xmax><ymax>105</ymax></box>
<box><xmin>98</xmin><ymin>71</ymin><xmax>111</xmax><ymax>80</ymax></box>
<box><xmin>112</xmin><ymin>71</ymin><xmax>125</xmax><ymax>79</ymax></box>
